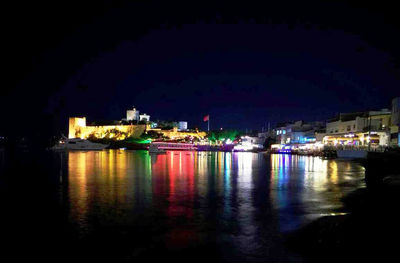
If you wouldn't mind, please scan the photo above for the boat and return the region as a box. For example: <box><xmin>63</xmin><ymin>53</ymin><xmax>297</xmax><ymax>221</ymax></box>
<box><xmin>51</xmin><ymin>137</ymin><xmax>109</xmax><ymax>150</ymax></box>
<box><xmin>148</xmin><ymin>143</ymin><xmax>166</xmax><ymax>153</ymax></box>
<box><xmin>148</xmin><ymin>141</ymin><xmax>197</xmax><ymax>153</ymax></box>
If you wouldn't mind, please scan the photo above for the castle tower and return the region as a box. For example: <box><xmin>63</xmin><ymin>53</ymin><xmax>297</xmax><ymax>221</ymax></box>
<box><xmin>127</xmin><ymin>107</ymin><xmax>139</xmax><ymax>121</ymax></box>
<box><xmin>68</xmin><ymin>117</ymin><xmax>86</xmax><ymax>138</ymax></box>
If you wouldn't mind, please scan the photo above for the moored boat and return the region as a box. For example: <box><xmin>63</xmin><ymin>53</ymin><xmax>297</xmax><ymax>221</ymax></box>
<box><xmin>51</xmin><ymin>137</ymin><xmax>109</xmax><ymax>150</ymax></box>
<box><xmin>148</xmin><ymin>143</ymin><xmax>166</xmax><ymax>153</ymax></box>
<box><xmin>148</xmin><ymin>141</ymin><xmax>197</xmax><ymax>152</ymax></box>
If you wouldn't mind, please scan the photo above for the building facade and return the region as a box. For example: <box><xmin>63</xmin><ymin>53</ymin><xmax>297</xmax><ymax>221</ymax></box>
<box><xmin>275</xmin><ymin>120</ymin><xmax>324</xmax><ymax>145</ymax></box>
<box><xmin>390</xmin><ymin>97</ymin><xmax>400</xmax><ymax>146</ymax></box>
<box><xmin>323</xmin><ymin>109</ymin><xmax>391</xmax><ymax>147</ymax></box>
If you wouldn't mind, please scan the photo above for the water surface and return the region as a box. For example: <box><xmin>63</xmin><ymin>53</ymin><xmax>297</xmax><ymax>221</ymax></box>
<box><xmin>60</xmin><ymin>150</ymin><xmax>365</xmax><ymax>262</ymax></box>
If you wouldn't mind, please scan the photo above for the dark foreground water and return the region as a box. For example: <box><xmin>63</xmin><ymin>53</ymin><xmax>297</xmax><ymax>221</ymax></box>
<box><xmin>1</xmin><ymin>150</ymin><xmax>365</xmax><ymax>262</ymax></box>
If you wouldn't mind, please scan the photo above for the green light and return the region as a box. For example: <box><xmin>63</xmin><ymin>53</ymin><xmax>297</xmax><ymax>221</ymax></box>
<box><xmin>126</xmin><ymin>138</ymin><xmax>152</xmax><ymax>144</ymax></box>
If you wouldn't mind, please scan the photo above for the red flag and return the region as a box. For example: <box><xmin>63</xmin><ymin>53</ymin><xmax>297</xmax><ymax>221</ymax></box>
<box><xmin>203</xmin><ymin>115</ymin><xmax>209</xmax><ymax>122</ymax></box>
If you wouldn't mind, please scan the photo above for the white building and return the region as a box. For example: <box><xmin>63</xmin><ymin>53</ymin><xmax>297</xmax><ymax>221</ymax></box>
<box><xmin>178</xmin><ymin>121</ymin><xmax>188</xmax><ymax>131</ymax></box>
<box><xmin>139</xmin><ymin>113</ymin><xmax>150</xmax><ymax>122</ymax></box>
<box><xmin>326</xmin><ymin>109</ymin><xmax>391</xmax><ymax>135</ymax></box>
<box><xmin>391</xmin><ymin>97</ymin><xmax>400</xmax><ymax>146</ymax></box>
<box><xmin>324</xmin><ymin>109</ymin><xmax>391</xmax><ymax>147</ymax></box>
<box><xmin>275</xmin><ymin>120</ymin><xmax>324</xmax><ymax>145</ymax></box>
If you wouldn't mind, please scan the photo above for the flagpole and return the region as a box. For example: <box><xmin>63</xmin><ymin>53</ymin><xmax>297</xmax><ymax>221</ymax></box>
<box><xmin>208</xmin><ymin>116</ymin><xmax>210</xmax><ymax>132</ymax></box>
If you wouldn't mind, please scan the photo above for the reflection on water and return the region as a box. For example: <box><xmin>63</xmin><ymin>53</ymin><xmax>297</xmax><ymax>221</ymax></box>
<box><xmin>64</xmin><ymin>151</ymin><xmax>365</xmax><ymax>261</ymax></box>
<box><xmin>67</xmin><ymin>150</ymin><xmax>153</xmax><ymax>234</ymax></box>
<box><xmin>269</xmin><ymin>154</ymin><xmax>364</xmax><ymax>231</ymax></box>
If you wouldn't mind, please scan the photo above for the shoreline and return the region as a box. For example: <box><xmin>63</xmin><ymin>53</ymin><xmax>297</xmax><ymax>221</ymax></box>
<box><xmin>284</xmin><ymin>157</ymin><xmax>400</xmax><ymax>261</ymax></box>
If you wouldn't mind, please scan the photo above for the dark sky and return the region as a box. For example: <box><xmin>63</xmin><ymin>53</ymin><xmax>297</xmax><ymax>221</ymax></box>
<box><xmin>2</xmin><ymin>1</ymin><xmax>400</xmax><ymax>137</ymax></box>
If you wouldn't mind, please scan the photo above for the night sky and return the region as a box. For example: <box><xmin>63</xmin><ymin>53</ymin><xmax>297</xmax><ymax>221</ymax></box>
<box><xmin>2</xmin><ymin>1</ymin><xmax>400</xmax><ymax>139</ymax></box>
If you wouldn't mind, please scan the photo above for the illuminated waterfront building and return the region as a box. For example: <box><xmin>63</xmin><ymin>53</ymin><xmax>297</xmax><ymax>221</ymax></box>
<box><xmin>390</xmin><ymin>97</ymin><xmax>400</xmax><ymax>146</ymax></box>
<box><xmin>269</xmin><ymin>121</ymin><xmax>325</xmax><ymax>152</ymax></box>
<box><xmin>275</xmin><ymin>121</ymin><xmax>324</xmax><ymax>145</ymax></box>
<box><xmin>322</xmin><ymin>109</ymin><xmax>392</xmax><ymax>147</ymax></box>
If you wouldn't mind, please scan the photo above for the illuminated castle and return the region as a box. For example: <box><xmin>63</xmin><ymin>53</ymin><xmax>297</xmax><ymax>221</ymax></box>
<box><xmin>68</xmin><ymin>106</ymin><xmax>206</xmax><ymax>141</ymax></box>
<box><xmin>68</xmin><ymin>117</ymin><xmax>146</xmax><ymax>140</ymax></box>
<box><xmin>69</xmin><ymin>117</ymin><xmax>206</xmax><ymax>141</ymax></box>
